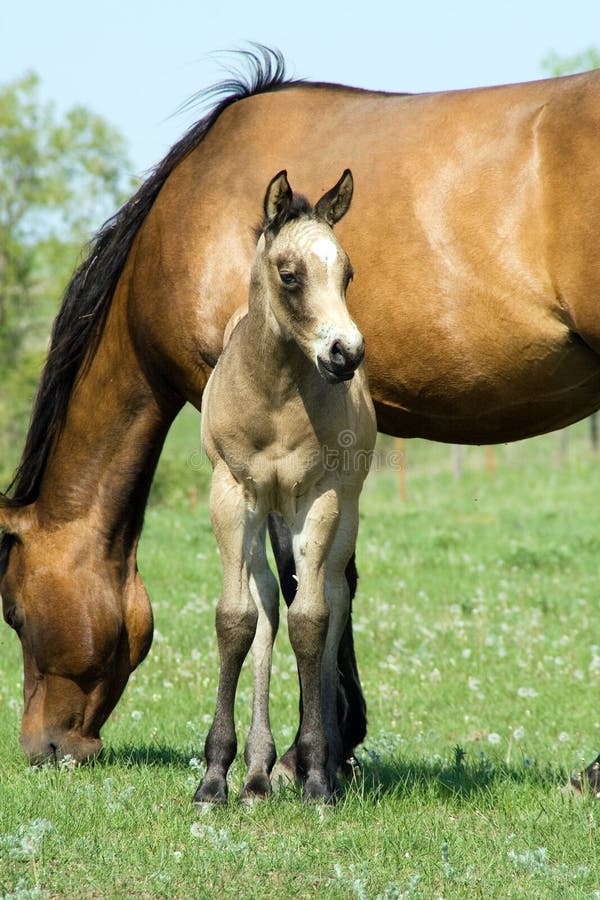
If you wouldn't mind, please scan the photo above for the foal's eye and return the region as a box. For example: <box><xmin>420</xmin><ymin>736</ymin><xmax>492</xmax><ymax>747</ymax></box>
<box><xmin>279</xmin><ymin>271</ymin><xmax>298</xmax><ymax>287</ymax></box>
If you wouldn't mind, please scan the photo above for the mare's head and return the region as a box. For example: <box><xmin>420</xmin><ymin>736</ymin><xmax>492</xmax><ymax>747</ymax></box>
<box><xmin>255</xmin><ymin>169</ymin><xmax>364</xmax><ymax>383</ymax></box>
<box><xmin>0</xmin><ymin>502</ymin><xmax>153</xmax><ymax>763</ymax></box>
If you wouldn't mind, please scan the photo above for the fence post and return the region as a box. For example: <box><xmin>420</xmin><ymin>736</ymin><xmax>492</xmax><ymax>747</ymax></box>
<box><xmin>395</xmin><ymin>437</ymin><xmax>407</xmax><ymax>501</ymax></box>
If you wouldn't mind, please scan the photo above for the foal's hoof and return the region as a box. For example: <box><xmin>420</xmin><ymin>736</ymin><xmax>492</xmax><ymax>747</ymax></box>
<box><xmin>193</xmin><ymin>777</ymin><xmax>228</xmax><ymax>805</ymax></box>
<box><xmin>240</xmin><ymin>773</ymin><xmax>272</xmax><ymax>801</ymax></box>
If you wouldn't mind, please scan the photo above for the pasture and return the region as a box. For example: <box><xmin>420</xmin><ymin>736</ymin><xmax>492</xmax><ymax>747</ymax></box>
<box><xmin>1</xmin><ymin>406</ymin><xmax>600</xmax><ymax>897</ymax></box>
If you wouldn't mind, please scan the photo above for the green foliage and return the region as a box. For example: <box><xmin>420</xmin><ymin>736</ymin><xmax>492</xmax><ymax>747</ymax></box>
<box><xmin>0</xmin><ymin>71</ymin><xmax>136</xmax><ymax>487</ymax></box>
<box><xmin>541</xmin><ymin>47</ymin><xmax>600</xmax><ymax>76</ymax></box>
<box><xmin>1</xmin><ymin>418</ymin><xmax>600</xmax><ymax>896</ymax></box>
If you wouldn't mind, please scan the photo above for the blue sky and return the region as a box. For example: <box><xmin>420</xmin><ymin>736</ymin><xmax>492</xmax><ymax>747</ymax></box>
<box><xmin>1</xmin><ymin>1</ymin><xmax>598</xmax><ymax>176</ymax></box>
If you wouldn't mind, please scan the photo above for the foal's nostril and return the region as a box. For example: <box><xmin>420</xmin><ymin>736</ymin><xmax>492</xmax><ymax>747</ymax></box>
<box><xmin>330</xmin><ymin>341</ymin><xmax>346</xmax><ymax>367</ymax></box>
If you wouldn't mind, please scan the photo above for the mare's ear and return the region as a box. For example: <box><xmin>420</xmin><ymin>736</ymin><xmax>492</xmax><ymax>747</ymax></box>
<box><xmin>315</xmin><ymin>169</ymin><xmax>353</xmax><ymax>226</ymax></box>
<box><xmin>0</xmin><ymin>496</ymin><xmax>33</xmax><ymax>539</ymax></box>
<box><xmin>264</xmin><ymin>170</ymin><xmax>293</xmax><ymax>233</ymax></box>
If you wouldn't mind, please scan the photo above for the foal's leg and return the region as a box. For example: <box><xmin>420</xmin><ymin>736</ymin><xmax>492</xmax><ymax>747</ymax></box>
<box><xmin>241</xmin><ymin>527</ymin><xmax>280</xmax><ymax>799</ymax></box>
<box><xmin>320</xmin><ymin>497</ymin><xmax>360</xmax><ymax>786</ymax></box>
<box><xmin>194</xmin><ymin>466</ymin><xmax>259</xmax><ymax>804</ymax></box>
<box><xmin>268</xmin><ymin>513</ymin><xmax>366</xmax><ymax>780</ymax></box>
<box><xmin>287</xmin><ymin>489</ymin><xmax>340</xmax><ymax>802</ymax></box>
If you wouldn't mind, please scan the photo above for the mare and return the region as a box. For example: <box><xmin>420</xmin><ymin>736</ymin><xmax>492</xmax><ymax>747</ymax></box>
<box><xmin>195</xmin><ymin>170</ymin><xmax>376</xmax><ymax>804</ymax></box>
<box><xmin>2</xmin><ymin>47</ymin><xmax>600</xmax><ymax>788</ymax></box>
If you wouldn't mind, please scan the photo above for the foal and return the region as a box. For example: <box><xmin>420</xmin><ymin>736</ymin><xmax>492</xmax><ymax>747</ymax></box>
<box><xmin>195</xmin><ymin>170</ymin><xmax>376</xmax><ymax>803</ymax></box>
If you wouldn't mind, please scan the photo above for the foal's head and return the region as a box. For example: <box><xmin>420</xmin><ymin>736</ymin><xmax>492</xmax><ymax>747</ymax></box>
<box><xmin>254</xmin><ymin>170</ymin><xmax>364</xmax><ymax>383</ymax></box>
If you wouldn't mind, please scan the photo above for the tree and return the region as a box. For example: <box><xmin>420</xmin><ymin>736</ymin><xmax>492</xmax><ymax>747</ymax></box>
<box><xmin>0</xmin><ymin>72</ymin><xmax>136</xmax><ymax>482</ymax></box>
<box><xmin>541</xmin><ymin>47</ymin><xmax>600</xmax><ymax>77</ymax></box>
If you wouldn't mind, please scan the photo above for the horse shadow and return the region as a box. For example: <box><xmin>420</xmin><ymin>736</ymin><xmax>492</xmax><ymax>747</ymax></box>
<box><xmin>344</xmin><ymin>747</ymin><xmax>574</xmax><ymax>802</ymax></box>
<box><xmin>94</xmin><ymin>741</ymin><xmax>577</xmax><ymax>803</ymax></box>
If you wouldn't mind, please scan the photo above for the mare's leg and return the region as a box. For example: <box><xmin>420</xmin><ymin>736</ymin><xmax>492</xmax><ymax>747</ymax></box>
<box><xmin>241</xmin><ymin>526</ymin><xmax>280</xmax><ymax>799</ymax></box>
<box><xmin>194</xmin><ymin>465</ymin><xmax>259</xmax><ymax>804</ymax></box>
<box><xmin>268</xmin><ymin>513</ymin><xmax>366</xmax><ymax>780</ymax></box>
<box><xmin>286</xmin><ymin>489</ymin><xmax>339</xmax><ymax>802</ymax></box>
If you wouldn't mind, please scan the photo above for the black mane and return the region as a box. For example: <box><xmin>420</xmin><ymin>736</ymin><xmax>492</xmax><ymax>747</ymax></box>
<box><xmin>4</xmin><ymin>46</ymin><xmax>296</xmax><ymax>508</ymax></box>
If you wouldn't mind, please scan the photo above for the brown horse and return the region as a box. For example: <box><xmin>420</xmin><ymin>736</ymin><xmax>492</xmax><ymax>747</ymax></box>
<box><xmin>2</xmin><ymin>47</ymin><xmax>600</xmax><ymax>786</ymax></box>
<box><xmin>196</xmin><ymin>170</ymin><xmax>375</xmax><ymax>803</ymax></box>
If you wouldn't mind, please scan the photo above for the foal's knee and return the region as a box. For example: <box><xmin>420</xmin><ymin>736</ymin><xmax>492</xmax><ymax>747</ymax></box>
<box><xmin>287</xmin><ymin>601</ymin><xmax>329</xmax><ymax>657</ymax></box>
<box><xmin>215</xmin><ymin>602</ymin><xmax>259</xmax><ymax>652</ymax></box>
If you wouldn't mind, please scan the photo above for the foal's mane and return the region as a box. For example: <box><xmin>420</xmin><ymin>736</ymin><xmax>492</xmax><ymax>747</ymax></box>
<box><xmin>255</xmin><ymin>194</ymin><xmax>313</xmax><ymax>242</ymax></box>
<box><xmin>4</xmin><ymin>46</ymin><xmax>296</xmax><ymax>509</ymax></box>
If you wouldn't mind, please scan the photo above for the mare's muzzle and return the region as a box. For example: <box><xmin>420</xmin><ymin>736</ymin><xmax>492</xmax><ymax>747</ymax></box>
<box><xmin>318</xmin><ymin>338</ymin><xmax>365</xmax><ymax>384</ymax></box>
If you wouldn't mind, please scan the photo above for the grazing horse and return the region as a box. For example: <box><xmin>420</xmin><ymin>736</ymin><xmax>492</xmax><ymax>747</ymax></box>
<box><xmin>2</xmin><ymin>47</ymin><xmax>600</xmax><ymax>788</ymax></box>
<box><xmin>195</xmin><ymin>170</ymin><xmax>376</xmax><ymax>803</ymax></box>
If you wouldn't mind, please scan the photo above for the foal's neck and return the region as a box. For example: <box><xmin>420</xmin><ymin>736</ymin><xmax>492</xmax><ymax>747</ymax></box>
<box><xmin>244</xmin><ymin>286</ymin><xmax>311</xmax><ymax>396</ymax></box>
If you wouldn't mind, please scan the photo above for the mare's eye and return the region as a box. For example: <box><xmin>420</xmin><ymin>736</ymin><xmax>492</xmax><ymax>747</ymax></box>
<box><xmin>280</xmin><ymin>271</ymin><xmax>298</xmax><ymax>287</ymax></box>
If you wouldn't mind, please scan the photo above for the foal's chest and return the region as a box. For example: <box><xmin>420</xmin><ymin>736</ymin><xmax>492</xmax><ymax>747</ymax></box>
<box><xmin>223</xmin><ymin>384</ymin><xmax>371</xmax><ymax>513</ymax></box>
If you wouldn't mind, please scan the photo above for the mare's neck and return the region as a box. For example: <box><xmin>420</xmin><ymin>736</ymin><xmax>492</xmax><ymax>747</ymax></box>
<box><xmin>37</xmin><ymin>296</ymin><xmax>181</xmax><ymax>562</ymax></box>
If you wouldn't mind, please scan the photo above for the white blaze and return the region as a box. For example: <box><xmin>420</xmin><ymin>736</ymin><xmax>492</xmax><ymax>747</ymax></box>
<box><xmin>310</xmin><ymin>237</ymin><xmax>338</xmax><ymax>268</ymax></box>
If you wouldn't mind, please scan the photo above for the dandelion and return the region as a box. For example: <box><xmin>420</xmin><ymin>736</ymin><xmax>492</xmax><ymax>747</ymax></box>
<box><xmin>0</xmin><ymin>819</ymin><xmax>54</xmax><ymax>863</ymax></box>
<box><xmin>487</xmin><ymin>732</ymin><xmax>501</xmax><ymax>745</ymax></box>
<box><xmin>512</xmin><ymin>726</ymin><xmax>525</xmax><ymax>741</ymax></box>
<box><xmin>189</xmin><ymin>823</ymin><xmax>248</xmax><ymax>853</ymax></box>
<box><xmin>517</xmin><ymin>687</ymin><xmax>539</xmax><ymax>699</ymax></box>
<box><xmin>59</xmin><ymin>754</ymin><xmax>77</xmax><ymax>772</ymax></box>
<box><xmin>188</xmin><ymin>757</ymin><xmax>203</xmax><ymax>777</ymax></box>
<box><xmin>131</xmin><ymin>710</ymin><xmax>142</xmax><ymax>720</ymax></box>
<box><xmin>507</xmin><ymin>846</ymin><xmax>548</xmax><ymax>871</ymax></box>
<box><xmin>558</xmin><ymin>731</ymin><xmax>570</xmax><ymax>743</ymax></box>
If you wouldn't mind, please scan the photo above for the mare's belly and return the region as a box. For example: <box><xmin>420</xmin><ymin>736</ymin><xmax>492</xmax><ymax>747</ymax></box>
<box><xmin>368</xmin><ymin>319</ymin><xmax>600</xmax><ymax>444</ymax></box>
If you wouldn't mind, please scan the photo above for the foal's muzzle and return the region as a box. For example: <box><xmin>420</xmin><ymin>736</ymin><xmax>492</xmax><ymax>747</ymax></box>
<box><xmin>318</xmin><ymin>339</ymin><xmax>365</xmax><ymax>384</ymax></box>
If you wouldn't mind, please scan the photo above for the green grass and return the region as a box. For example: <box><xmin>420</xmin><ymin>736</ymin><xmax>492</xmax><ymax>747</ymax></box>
<box><xmin>2</xmin><ymin>412</ymin><xmax>600</xmax><ymax>897</ymax></box>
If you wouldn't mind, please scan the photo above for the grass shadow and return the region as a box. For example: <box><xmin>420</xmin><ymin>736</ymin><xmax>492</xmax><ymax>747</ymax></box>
<box><xmin>343</xmin><ymin>745</ymin><xmax>573</xmax><ymax>802</ymax></box>
<box><xmin>98</xmin><ymin>743</ymin><xmax>193</xmax><ymax>768</ymax></box>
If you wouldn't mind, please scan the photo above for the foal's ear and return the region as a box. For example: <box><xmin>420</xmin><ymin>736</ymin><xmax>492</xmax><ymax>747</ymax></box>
<box><xmin>264</xmin><ymin>170</ymin><xmax>293</xmax><ymax>232</ymax></box>
<box><xmin>315</xmin><ymin>169</ymin><xmax>353</xmax><ymax>226</ymax></box>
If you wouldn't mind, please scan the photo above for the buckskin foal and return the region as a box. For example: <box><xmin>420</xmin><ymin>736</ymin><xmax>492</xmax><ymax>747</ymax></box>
<box><xmin>194</xmin><ymin>170</ymin><xmax>376</xmax><ymax>803</ymax></box>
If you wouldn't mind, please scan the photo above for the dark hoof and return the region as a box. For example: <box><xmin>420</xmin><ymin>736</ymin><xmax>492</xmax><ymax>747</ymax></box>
<box><xmin>193</xmin><ymin>777</ymin><xmax>228</xmax><ymax>805</ymax></box>
<box><xmin>303</xmin><ymin>774</ymin><xmax>336</xmax><ymax>804</ymax></box>
<box><xmin>570</xmin><ymin>756</ymin><xmax>600</xmax><ymax>796</ymax></box>
<box><xmin>240</xmin><ymin>773</ymin><xmax>272</xmax><ymax>801</ymax></box>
